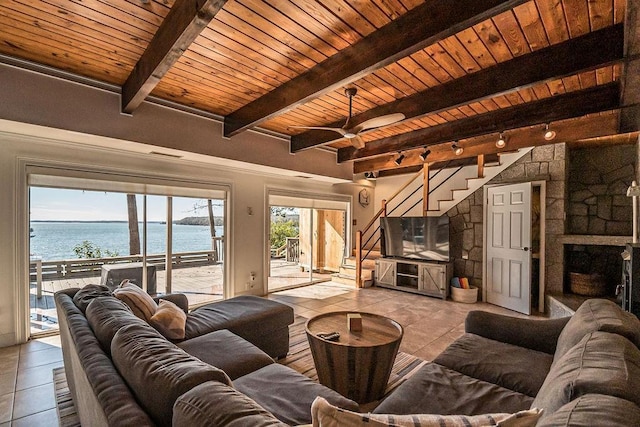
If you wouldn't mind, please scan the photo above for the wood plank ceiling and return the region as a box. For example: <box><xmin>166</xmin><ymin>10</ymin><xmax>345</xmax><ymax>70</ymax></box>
<box><xmin>0</xmin><ymin>0</ymin><xmax>637</xmax><ymax>176</ymax></box>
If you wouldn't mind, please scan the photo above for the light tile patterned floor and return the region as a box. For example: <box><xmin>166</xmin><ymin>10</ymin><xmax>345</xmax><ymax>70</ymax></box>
<box><xmin>2</xmin><ymin>281</ymin><xmax>529</xmax><ymax>426</ymax></box>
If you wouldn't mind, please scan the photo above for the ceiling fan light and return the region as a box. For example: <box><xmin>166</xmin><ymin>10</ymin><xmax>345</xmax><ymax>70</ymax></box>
<box><xmin>496</xmin><ymin>133</ymin><xmax>506</xmax><ymax>148</ymax></box>
<box><xmin>394</xmin><ymin>154</ymin><xmax>405</xmax><ymax>166</ymax></box>
<box><xmin>544</xmin><ymin>124</ymin><xmax>556</xmax><ymax>141</ymax></box>
<box><xmin>343</xmin><ymin>132</ymin><xmax>357</xmax><ymax>139</ymax></box>
<box><xmin>419</xmin><ymin>149</ymin><xmax>431</xmax><ymax>161</ymax></box>
<box><xmin>452</xmin><ymin>143</ymin><xmax>463</xmax><ymax>156</ymax></box>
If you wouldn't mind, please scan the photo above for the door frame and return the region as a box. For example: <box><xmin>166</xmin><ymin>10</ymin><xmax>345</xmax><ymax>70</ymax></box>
<box><xmin>482</xmin><ymin>180</ymin><xmax>546</xmax><ymax>313</ymax></box>
<box><xmin>264</xmin><ymin>187</ymin><xmax>352</xmax><ymax>293</ymax></box>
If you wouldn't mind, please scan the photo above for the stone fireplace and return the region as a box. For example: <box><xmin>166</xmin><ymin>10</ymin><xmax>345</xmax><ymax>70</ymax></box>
<box><xmin>561</xmin><ymin>144</ymin><xmax>636</xmax><ymax>298</ymax></box>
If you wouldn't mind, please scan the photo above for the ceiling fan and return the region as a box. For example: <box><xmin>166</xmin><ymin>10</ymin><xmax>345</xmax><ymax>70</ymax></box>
<box><xmin>290</xmin><ymin>87</ymin><xmax>405</xmax><ymax>149</ymax></box>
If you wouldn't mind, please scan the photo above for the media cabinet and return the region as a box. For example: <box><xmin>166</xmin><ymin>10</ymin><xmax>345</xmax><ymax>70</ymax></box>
<box><xmin>374</xmin><ymin>258</ymin><xmax>452</xmax><ymax>299</ymax></box>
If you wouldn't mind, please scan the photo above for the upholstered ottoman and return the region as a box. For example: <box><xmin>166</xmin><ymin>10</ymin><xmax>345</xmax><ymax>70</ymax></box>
<box><xmin>184</xmin><ymin>296</ymin><xmax>294</xmax><ymax>358</ymax></box>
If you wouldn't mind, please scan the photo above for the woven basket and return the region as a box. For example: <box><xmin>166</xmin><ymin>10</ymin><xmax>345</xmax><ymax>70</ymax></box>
<box><xmin>569</xmin><ymin>272</ymin><xmax>608</xmax><ymax>297</ymax></box>
<box><xmin>450</xmin><ymin>286</ymin><xmax>478</xmax><ymax>303</ymax></box>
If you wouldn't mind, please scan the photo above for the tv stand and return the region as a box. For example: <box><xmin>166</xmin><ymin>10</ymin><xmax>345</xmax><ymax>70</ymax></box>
<box><xmin>375</xmin><ymin>258</ymin><xmax>452</xmax><ymax>299</ymax></box>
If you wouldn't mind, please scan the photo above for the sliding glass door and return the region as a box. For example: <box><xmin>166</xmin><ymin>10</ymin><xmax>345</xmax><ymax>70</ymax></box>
<box><xmin>268</xmin><ymin>192</ymin><xmax>349</xmax><ymax>292</ymax></box>
<box><xmin>28</xmin><ymin>183</ymin><xmax>226</xmax><ymax>337</ymax></box>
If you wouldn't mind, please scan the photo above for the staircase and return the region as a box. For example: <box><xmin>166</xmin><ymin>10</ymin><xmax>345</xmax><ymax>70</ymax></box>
<box><xmin>335</xmin><ymin>148</ymin><xmax>533</xmax><ymax>288</ymax></box>
<box><xmin>332</xmin><ymin>250</ymin><xmax>379</xmax><ymax>288</ymax></box>
<box><xmin>426</xmin><ymin>148</ymin><xmax>533</xmax><ymax>215</ymax></box>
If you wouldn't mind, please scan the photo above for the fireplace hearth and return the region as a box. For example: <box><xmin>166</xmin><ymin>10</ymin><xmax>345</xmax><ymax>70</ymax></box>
<box><xmin>563</xmin><ymin>242</ymin><xmax>624</xmax><ymax>298</ymax></box>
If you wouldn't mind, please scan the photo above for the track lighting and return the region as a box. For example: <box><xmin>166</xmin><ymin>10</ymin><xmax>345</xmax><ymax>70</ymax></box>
<box><xmin>451</xmin><ymin>142</ymin><xmax>463</xmax><ymax>156</ymax></box>
<box><xmin>394</xmin><ymin>153</ymin><xmax>405</xmax><ymax>166</ymax></box>
<box><xmin>419</xmin><ymin>149</ymin><xmax>431</xmax><ymax>161</ymax></box>
<box><xmin>543</xmin><ymin>123</ymin><xmax>556</xmax><ymax>141</ymax></box>
<box><xmin>496</xmin><ymin>132</ymin><xmax>506</xmax><ymax>148</ymax></box>
<box><xmin>364</xmin><ymin>171</ymin><xmax>377</xmax><ymax>180</ymax></box>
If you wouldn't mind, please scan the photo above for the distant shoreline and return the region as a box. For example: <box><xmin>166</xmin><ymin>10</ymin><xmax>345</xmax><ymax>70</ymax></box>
<box><xmin>31</xmin><ymin>220</ymin><xmax>165</xmax><ymax>224</ymax></box>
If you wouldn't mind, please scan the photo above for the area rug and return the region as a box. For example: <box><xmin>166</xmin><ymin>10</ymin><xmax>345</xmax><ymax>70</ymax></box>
<box><xmin>53</xmin><ymin>367</ymin><xmax>81</xmax><ymax>427</ymax></box>
<box><xmin>54</xmin><ymin>315</ymin><xmax>428</xmax><ymax>424</ymax></box>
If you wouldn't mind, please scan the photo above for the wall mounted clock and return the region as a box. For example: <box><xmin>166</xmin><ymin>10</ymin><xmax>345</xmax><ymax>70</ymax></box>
<box><xmin>359</xmin><ymin>189</ymin><xmax>370</xmax><ymax>207</ymax></box>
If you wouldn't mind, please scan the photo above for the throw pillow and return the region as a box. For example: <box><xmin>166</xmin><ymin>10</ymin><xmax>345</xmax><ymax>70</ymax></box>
<box><xmin>113</xmin><ymin>280</ymin><xmax>157</xmax><ymax>322</ymax></box>
<box><xmin>72</xmin><ymin>284</ymin><xmax>112</xmax><ymax>313</ymax></box>
<box><xmin>150</xmin><ymin>299</ymin><xmax>187</xmax><ymax>340</ymax></box>
<box><xmin>311</xmin><ymin>397</ymin><xmax>542</xmax><ymax>427</ymax></box>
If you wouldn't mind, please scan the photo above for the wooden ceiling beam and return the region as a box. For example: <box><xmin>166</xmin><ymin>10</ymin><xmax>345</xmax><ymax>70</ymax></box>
<box><xmin>338</xmin><ymin>83</ymin><xmax>620</xmax><ymax>163</ymax></box>
<box><xmin>223</xmin><ymin>0</ymin><xmax>529</xmax><ymax>137</ymax></box>
<box><xmin>121</xmin><ymin>0</ymin><xmax>227</xmax><ymax>114</ymax></box>
<box><xmin>353</xmin><ymin>113</ymin><xmax>619</xmax><ymax>174</ymax></box>
<box><xmin>292</xmin><ymin>24</ymin><xmax>625</xmax><ymax>152</ymax></box>
<box><xmin>619</xmin><ymin>0</ymin><xmax>640</xmax><ymax>133</ymax></box>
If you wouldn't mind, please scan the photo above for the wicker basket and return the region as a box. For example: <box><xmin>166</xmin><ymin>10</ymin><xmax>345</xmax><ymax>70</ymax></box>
<box><xmin>569</xmin><ymin>272</ymin><xmax>608</xmax><ymax>297</ymax></box>
<box><xmin>450</xmin><ymin>286</ymin><xmax>478</xmax><ymax>303</ymax></box>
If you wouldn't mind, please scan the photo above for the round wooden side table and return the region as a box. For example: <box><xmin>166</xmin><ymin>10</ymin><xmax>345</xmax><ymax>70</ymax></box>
<box><xmin>305</xmin><ymin>311</ymin><xmax>403</xmax><ymax>404</ymax></box>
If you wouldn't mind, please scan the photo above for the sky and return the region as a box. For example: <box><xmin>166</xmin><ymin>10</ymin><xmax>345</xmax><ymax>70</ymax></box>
<box><xmin>30</xmin><ymin>187</ymin><xmax>225</xmax><ymax>222</ymax></box>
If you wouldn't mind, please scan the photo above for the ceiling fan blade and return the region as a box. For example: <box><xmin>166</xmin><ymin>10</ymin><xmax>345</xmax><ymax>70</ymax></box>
<box><xmin>288</xmin><ymin>125</ymin><xmax>347</xmax><ymax>136</ymax></box>
<box><xmin>353</xmin><ymin>113</ymin><xmax>406</xmax><ymax>133</ymax></box>
<box><xmin>350</xmin><ymin>135</ymin><xmax>365</xmax><ymax>149</ymax></box>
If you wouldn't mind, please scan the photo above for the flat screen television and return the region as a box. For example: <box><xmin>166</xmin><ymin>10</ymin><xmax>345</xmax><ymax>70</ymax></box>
<box><xmin>380</xmin><ymin>216</ymin><xmax>450</xmax><ymax>262</ymax></box>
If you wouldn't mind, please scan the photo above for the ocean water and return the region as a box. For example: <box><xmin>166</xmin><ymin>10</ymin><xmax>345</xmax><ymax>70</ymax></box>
<box><xmin>30</xmin><ymin>222</ymin><xmax>223</xmax><ymax>261</ymax></box>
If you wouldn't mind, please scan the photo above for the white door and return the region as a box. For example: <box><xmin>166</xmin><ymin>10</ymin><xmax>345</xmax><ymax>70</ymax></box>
<box><xmin>486</xmin><ymin>182</ymin><xmax>532</xmax><ymax>314</ymax></box>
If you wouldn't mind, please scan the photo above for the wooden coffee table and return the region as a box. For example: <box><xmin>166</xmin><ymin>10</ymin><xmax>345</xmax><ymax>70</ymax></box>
<box><xmin>305</xmin><ymin>311</ymin><xmax>403</xmax><ymax>403</ymax></box>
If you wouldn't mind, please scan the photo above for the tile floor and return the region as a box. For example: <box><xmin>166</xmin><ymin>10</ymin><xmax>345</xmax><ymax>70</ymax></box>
<box><xmin>0</xmin><ymin>281</ymin><xmax>530</xmax><ymax>426</ymax></box>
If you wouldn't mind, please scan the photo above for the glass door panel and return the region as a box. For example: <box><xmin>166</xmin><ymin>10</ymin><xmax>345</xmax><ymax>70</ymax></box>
<box><xmin>268</xmin><ymin>206</ymin><xmax>345</xmax><ymax>292</ymax></box>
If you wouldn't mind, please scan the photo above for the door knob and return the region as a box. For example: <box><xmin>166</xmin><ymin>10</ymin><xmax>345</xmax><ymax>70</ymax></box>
<box><xmin>521</xmin><ymin>247</ymin><xmax>529</xmax><ymax>252</ymax></box>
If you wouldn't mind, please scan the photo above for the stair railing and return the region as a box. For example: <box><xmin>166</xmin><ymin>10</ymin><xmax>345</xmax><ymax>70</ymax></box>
<box><xmin>354</xmin><ymin>161</ymin><xmax>465</xmax><ymax>287</ymax></box>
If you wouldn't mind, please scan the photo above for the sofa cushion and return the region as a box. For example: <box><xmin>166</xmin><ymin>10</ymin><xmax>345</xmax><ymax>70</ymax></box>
<box><xmin>178</xmin><ymin>329</ymin><xmax>274</xmax><ymax>380</ymax></box>
<box><xmin>185</xmin><ymin>295</ymin><xmax>294</xmax><ymax>337</ymax></box>
<box><xmin>184</xmin><ymin>295</ymin><xmax>294</xmax><ymax>357</ymax></box>
<box><xmin>85</xmin><ymin>296</ymin><xmax>148</xmax><ymax>354</ymax></box>
<box><xmin>113</xmin><ymin>281</ymin><xmax>158</xmax><ymax>322</ymax></box>
<box><xmin>313</xmin><ymin>397</ymin><xmax>542</xmax><ymax>427</ymax></box>
<box><xmin>72</xmin><ymin>284</ymin><xmax>112</xmax><ymax>313</ymax></box>
<box><xmin>173</xmin><ymin>380</ymin><xmax>288</xmax><ymax>427</ymax></box>
<box><xmin>434</xmin><ymin>333</ymin><xmax>553</xmax><ymax>397</ymax></box>
<box><xmin>536</xmin><ymin>394</ymin><xmax>640</xmax><ymax>427</ymax></box>
<box><xmin>373</xmin><ymin>362</ymin><xmax>533</xmax><ymax>416</ymax></box>
<box><xmin>111</xmin><ymin>323</ymin><xmax>232</xmax><ymax>427</ymax></box>
<box><xmin>55</xmin><ymin>291</ymin><xmax>155</xmax><ymax>426</ymax></box>
<box><xmin>532</xmin><ymin>331</ymin><xmax>640</xmax><ymax>419</ymax></box>
<box><xmin>554</xmin><ymin>299</ymin><xmax>640</xmax><ymax>363</ymax></box>
<box><xmin>150</xmin><ymin>299</ymin><xmax>187</xmax><ymax>340</ymax></box>
<box><xmin>233</xmin><ymin>363</ymin><xmax>359</xmax><ymax>425</ymax></box>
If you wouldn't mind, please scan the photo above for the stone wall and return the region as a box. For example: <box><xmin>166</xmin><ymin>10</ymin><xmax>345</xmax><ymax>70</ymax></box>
<box><xmin>567</xmin><ymin>145</ymin><xmax>635</xmax><ymax>236</ymax></box>
<box><xmin>447</xmin><ymin>144</ymin><xmax>568</xmax><ymax>294</ymax></box>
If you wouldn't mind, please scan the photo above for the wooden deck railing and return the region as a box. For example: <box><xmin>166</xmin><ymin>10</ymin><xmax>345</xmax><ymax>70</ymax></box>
<box><xmin>30</xmin><ymin>237</ymin><xmax>224</xmax><ymax>287</ymax></box>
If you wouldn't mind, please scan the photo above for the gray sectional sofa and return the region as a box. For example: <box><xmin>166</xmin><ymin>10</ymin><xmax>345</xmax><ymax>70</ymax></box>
<box><xmin>55</xmin><ymin>288</ymin><xmax>358</xmax><ymax>426</ymax></box>
<box><xmin>57</xmin><ymin>286</ymin><xmax>640</xmax><ymax>426</ymax></box>
<box><xmin>373</xmin><ymin>298</ymin><xmax>640</xmax><ymax>425</ymax></box>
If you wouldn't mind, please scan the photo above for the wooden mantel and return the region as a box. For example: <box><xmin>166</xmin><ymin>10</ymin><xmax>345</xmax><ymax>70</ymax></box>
<box><xmin>558</xmin><ymin>235</ymin><xmax>634</xmax><ymax>246</ymax></box>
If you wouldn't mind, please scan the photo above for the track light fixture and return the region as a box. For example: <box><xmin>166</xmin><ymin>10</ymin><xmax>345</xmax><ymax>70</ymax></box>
<box><xmin>419</xmin><ymin>148</ymin><xmax>431</xmax><ymax>161</ymax></box>
<box><xmin>543</xmin><ymin>123</ymin><xmax>556</xmax><ymax>141</ymax></box>
<box><xmin>394</xmin><ymin>153</ymin><xmax>405</xmax><ymax>166</ymax></box>
<box><xmin>451</xmin><ymin>142</ymin><xmax>463</xmax><ymax>156</ymax></box>
<box><xmin>364</xmin><ymin>171</ymin><xmax>377</xmax><ymax>180</ymax></box>
<box><xmin>496</xmin><ymin>132</ymin><xmax>506</xmax><ymax>148</ymax></box>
